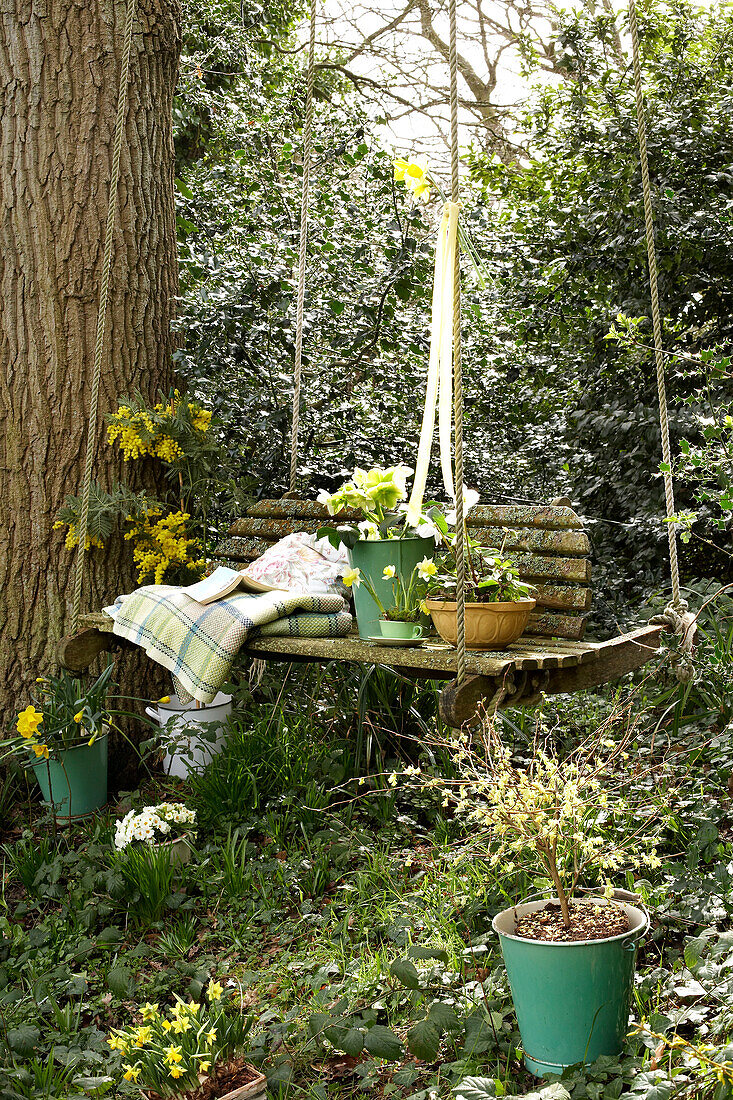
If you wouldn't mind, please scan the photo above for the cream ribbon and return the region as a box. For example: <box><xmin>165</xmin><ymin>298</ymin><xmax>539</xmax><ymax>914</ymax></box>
<box><xmin>406</xmin><ymin>200</ymin><xmax>460</xmax><ymax>526</ymax></box>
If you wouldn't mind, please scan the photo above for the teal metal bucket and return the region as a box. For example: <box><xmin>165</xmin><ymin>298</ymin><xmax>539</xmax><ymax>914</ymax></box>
<box><xmin>493</xmin><ymin>897</ymin><xmax>648</xmax><ymax>1076</ymax></box>
<box><xmin>31</xmin><ymin>731</ymin><xmax>108</xmax><ymax>822</ymax></box>
<box><xmin>348</xmin><ymin>537</ymin><xmax>435</xmax><ymax>639</ymax></box>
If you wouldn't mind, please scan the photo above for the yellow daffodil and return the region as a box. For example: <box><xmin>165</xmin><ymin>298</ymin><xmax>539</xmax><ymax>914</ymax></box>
<box><xmin>206</xmin><ymin>1028</ymin><xmax>217</xmax><ymax>1044</ymax></box>
<box><xmin>393</xmin><ymin>155</ymin><xmax>431</xmax><ymax>202</ymax></box>
<box><xmin>382</xmin><ymin>565</ymin><xmax>396</xmax><ymax>579</ymax></box>
<box><xmin>169</xmin><ymin>1065</ymin><xmax>184</xmax><ymax>1079</ymax></box>
<box><xmin>187</xmin><ymin>1000</ymin><xmax>201</xmax><ymax>1015</ymax></box>
<box><xmin>207</xmin><ymin>978</ymin><xmax>223</xmax><ymax>1001</ymax></box>
<box><xmin>199</xmin><ymin>1059</ymin><xmax>211</xmax><ymax>1073</ymax></box>
<box><xmin>32</xmin><ymin>743</ymin><xmax>49</xmax><ymax>759</ymax></box>
<box><xmin>140</xmin><ymin>1002</ymin><xmax>159</xmax><ymax>1021</ymax></box>
<box><xmin>417</xmin><ymin>557</ymin><xmax>437</xmax><ymax>581</ymax></box>
<box><xmin>341</xmin><ymin>567</ymin><xmax>361</xmax><ymax>589</ymax></box>
<box><xmin>162</xmin><ymin>1019</ymin><xmax>172</xmax><ymax>1032</ymax></box>
<box><xmin>134</xmin><ymin>1025</ymin><xmax>152</xmax><ymax>1046</ymax></box>
<box><xmin>123</xmin><ymin>1064</ymin><xmax>141</xmax><ymax>1082</ymax></box>
<box><xmin>73</xmin><ymin>710</ymin><xmax>84</xmax><ymax>723</ymax></box>
<box><xmin>16</xmin><ymin>705</ymin><xmax>43</xmax><ymax>738</ymax></box>
<box><xmin>164</xmin><ymin>1044</ymin><xmax>183</xmax><ymax>1065</ymax></box>
<box><xmin>158</xmin><ymin>695</ymin><xmax>171</xmax><ymax>704</ymax></box>
<box><xmin>172</xmin><ymin>1016</ymin><xmax>192</xmax><ymax>1034</ymax></box>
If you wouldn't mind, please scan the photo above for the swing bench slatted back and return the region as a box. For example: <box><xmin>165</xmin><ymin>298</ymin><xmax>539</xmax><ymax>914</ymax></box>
<box><xmin>217</xmin><ymin>499</ymin><xmax>592</xmax><ymax>642</ymax></box>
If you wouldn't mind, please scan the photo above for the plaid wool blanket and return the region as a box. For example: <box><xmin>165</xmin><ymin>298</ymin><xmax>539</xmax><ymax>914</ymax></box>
<box><xmin>105</xmin><ymin>586</ymin><xmax>352</xmax><ymax>704</ymax></box>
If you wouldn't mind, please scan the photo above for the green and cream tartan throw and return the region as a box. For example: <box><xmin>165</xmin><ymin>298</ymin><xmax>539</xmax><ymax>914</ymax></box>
<box><xmin>105</xmin><ymin>586</ymin><xmax>352</xmax><ymax>704</ymax></box>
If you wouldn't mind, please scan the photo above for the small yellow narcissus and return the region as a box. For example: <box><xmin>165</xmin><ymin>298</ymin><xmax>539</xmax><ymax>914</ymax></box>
<box><xmin>341</xmin><ymin>568</ymin><xmax>361</xmax><ymax>588</ymax></box>
<box><xmin>207</xmin><ymin>979</ymin><xmax>223</xmax><ymax>1001</ymax></box>
<box><xmin>123</xmin><ymin>1064</ymin><xmax>141</xmax><ymax>1082</ymax></box>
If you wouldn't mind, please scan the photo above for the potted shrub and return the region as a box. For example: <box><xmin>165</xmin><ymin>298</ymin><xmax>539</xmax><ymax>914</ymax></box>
<box><xmin>107</xmin><ymin>979</ymin><xmax>266</xmax><ymax>1098</ymax></box>
<box><xmin>317</xmin><ymin>464</ymin><xmax>441</xmax><ymax>639</ymax></box>
<box><xmin>425</xmin><ymin>533</ymin><xmax>537</xmax><ymax>650</ymax></box>
<box><xmin>115</xmin><ymin>802</ymin><xmax>196</xmax><ymax>866</ymax></box>
<box><xmin>401</xmin><ymin>720</ymin><xmax>661</xmax><ymax>1077</ymax></box>
<box><xmin>0</xmin><ymin>662</ymin><xmax>118</xmax><ymax>821</ymax></box>
<box><xmin>341</xmin><ymin>558</ymin><xmax>437</xmax><ymax>642</ymax></box>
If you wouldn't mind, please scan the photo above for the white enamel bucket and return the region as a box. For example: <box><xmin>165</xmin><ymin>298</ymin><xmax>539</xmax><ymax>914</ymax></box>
<box><xmin>145</xmin><ymin>693</ymin><xmax>233</xmax><ymax>778</ymax></box>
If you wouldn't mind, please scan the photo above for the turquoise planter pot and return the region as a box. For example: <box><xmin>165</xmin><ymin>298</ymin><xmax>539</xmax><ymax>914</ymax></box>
<box><xmin>493</xmin><ymin>897</ymin><xmax>648</xmax><ymax>1076</ymax></box>
<box><xmin>348</xmin><ymin>537</ymin><xmax>435</xmax><ymax>640</ymax></box>
<box><xmin>31</xmin><ymin>731</ymin><xmax>108</xmax><ymax>822</ymax></box>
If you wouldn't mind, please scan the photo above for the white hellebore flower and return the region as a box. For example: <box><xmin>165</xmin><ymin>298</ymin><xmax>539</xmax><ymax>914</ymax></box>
<box><xmin>445</xmin><ymin>487</ymin><xmax>480</xmax><ymax>526</ymax></box>
<box><xmin>357</xmin><ymin>519</ymin><xmax>380</xmax><ymax>541</ymax></box>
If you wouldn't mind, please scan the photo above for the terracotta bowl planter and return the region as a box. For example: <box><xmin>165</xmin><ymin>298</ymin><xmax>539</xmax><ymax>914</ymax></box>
<box><xmin>425</xmin><ymin>598</ymin><xmax>536</xmax><ymax>651</ymax></box>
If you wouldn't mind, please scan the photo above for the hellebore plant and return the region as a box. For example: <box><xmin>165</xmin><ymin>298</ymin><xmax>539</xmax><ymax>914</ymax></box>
<box><xmin>317</xmin><ymin>464</ymin><xmax>444</xmax><ymax>549</ymax></box>
<box><xmin>342</xmin><ymin>558</ymin><xmax>438</xmax><ymax>622</ymax></box>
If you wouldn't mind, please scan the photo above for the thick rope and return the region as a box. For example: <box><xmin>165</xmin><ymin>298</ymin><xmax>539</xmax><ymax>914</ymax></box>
<box><xmin>628</xmin><ymin>0</ymin><xmax>695</xmax><ymax>681</ymax></box>
<box><xmin>628</xmin><ymin>0</ymin><xmax>681</xmax><ymax>608</ymax></box>
<box><xmin>448</xmin><ymin>0</ymin><xmax>466</xmax><ymax>686</ymax></box>
<box><xmin>71</xmin><ymin>0</ymin><xmax>137</xmax><ymax>634</ymax></box>
<box><xmin>288</xmin><ymin>0</ymin><xmax>317</xmax><ymax>495</ymax></box>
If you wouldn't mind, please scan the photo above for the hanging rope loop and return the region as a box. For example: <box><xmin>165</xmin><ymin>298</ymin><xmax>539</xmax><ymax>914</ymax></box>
<box><xmin>628</xmin><ymin>0</ymin><xmax>694</xmax><ymax>679</ymax></box>
<box><xmin>288</xmin><ymin>0</ymin><xmax>318</xmax><ymax>495</ymax></box>
<box><xmin>71</xmin><ymin>0</ymin><xmax>138</xmax><ymax>635</ymax></box>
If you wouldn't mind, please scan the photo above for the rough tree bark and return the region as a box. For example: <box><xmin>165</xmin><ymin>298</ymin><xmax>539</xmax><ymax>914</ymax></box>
<box><xmin>0</xmin><ymin>0</ymin><xmax>181</xmax><ymax>778</ymax></box>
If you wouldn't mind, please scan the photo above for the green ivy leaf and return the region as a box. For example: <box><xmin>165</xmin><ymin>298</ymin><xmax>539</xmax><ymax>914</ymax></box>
<box><xmin>7</xmin><ymin>1025</ymin><xmax>40</xmax><ymax>1057</ymax></box>
<box><xmin>363</xmin><ymin>1024</ymin><xmax>402</xmax><ymax>1060</ymax></box>
<box><xmin>390</xmin><ymin>958</ymin><xmax>421</xmax><ymax>989</ymax></box>
<box><xmin>107</xmin><ymin>966</ymin><xmax>135</xmax><ymax>998</ymax></box>
<box><xmin>406</xmin><ymin>1018</ymin><xmax>440</xmax><ymax>1061</ymax></box>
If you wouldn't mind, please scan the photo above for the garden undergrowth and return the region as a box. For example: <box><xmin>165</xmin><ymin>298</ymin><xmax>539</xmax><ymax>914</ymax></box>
<box><xmin>1</xmin><ymin>659</ymin><xmax>733</xmax><ymax>1100</ymax></box>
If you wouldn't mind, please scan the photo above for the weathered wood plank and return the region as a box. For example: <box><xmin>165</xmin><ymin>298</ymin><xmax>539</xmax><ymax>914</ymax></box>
<box><xmin>75</xmin><ymin>612</ymin><xmax>596</xmax><ymax>675</ymax></box>
<box><xmin>525</xmin><ymin>611</ymin><xmax>587</xmax><ymax>640</ymax></box>
<box><xmin>227</xmin><ymin>517</ymin><xmax>590</xmax><ymax>558</ymax></box>
<box><xmin>534</xmin><ymin>583</ymin><xmax>592</xmax><ymax>612</ymax></box>
<box><xmin>244</xmin><ymin>499</ymin><xmax>585</xmax><ymax>531</ymax></box>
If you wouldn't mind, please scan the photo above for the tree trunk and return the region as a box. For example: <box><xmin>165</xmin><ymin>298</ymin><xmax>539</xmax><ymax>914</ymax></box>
<box><xmin>0</xmin><ymin>0</ymin><xmax>181</xmax><ymax>783</ymax></box>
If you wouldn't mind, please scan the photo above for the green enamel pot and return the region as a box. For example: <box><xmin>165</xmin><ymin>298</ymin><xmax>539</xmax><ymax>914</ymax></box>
<box><xmin>31</xmin><ymin>730</ymin><xmax>108</xmax><ymax>822</ymax></box>
<box><xmin>493</xmin><ymin>896</ymin><xmax>648</xmax><ymax>1076</ymax></box>
<box><xmin>348</xmin><ymin>537</ymin><xmax>435</xmax><ymax>640</ymax></box>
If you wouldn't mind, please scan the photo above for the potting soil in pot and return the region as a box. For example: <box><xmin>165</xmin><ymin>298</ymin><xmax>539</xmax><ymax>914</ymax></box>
<box><xmin>513</xmin><ymin>899</ymin><xmax>630</xmax><ymax>942</ymax></box>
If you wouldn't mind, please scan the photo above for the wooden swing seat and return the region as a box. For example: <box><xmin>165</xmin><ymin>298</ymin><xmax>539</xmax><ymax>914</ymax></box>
<box><xmin>59</xmin><ymin>498</ymin><xmax>665</xmax><ymax>727</ymax></box>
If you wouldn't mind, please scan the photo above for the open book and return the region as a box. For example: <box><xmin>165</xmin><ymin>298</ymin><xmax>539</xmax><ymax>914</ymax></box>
<box><xmin>182</xmin><ymin>566</ymin><xmax>279</xmax><ymax>605</ymax></box>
